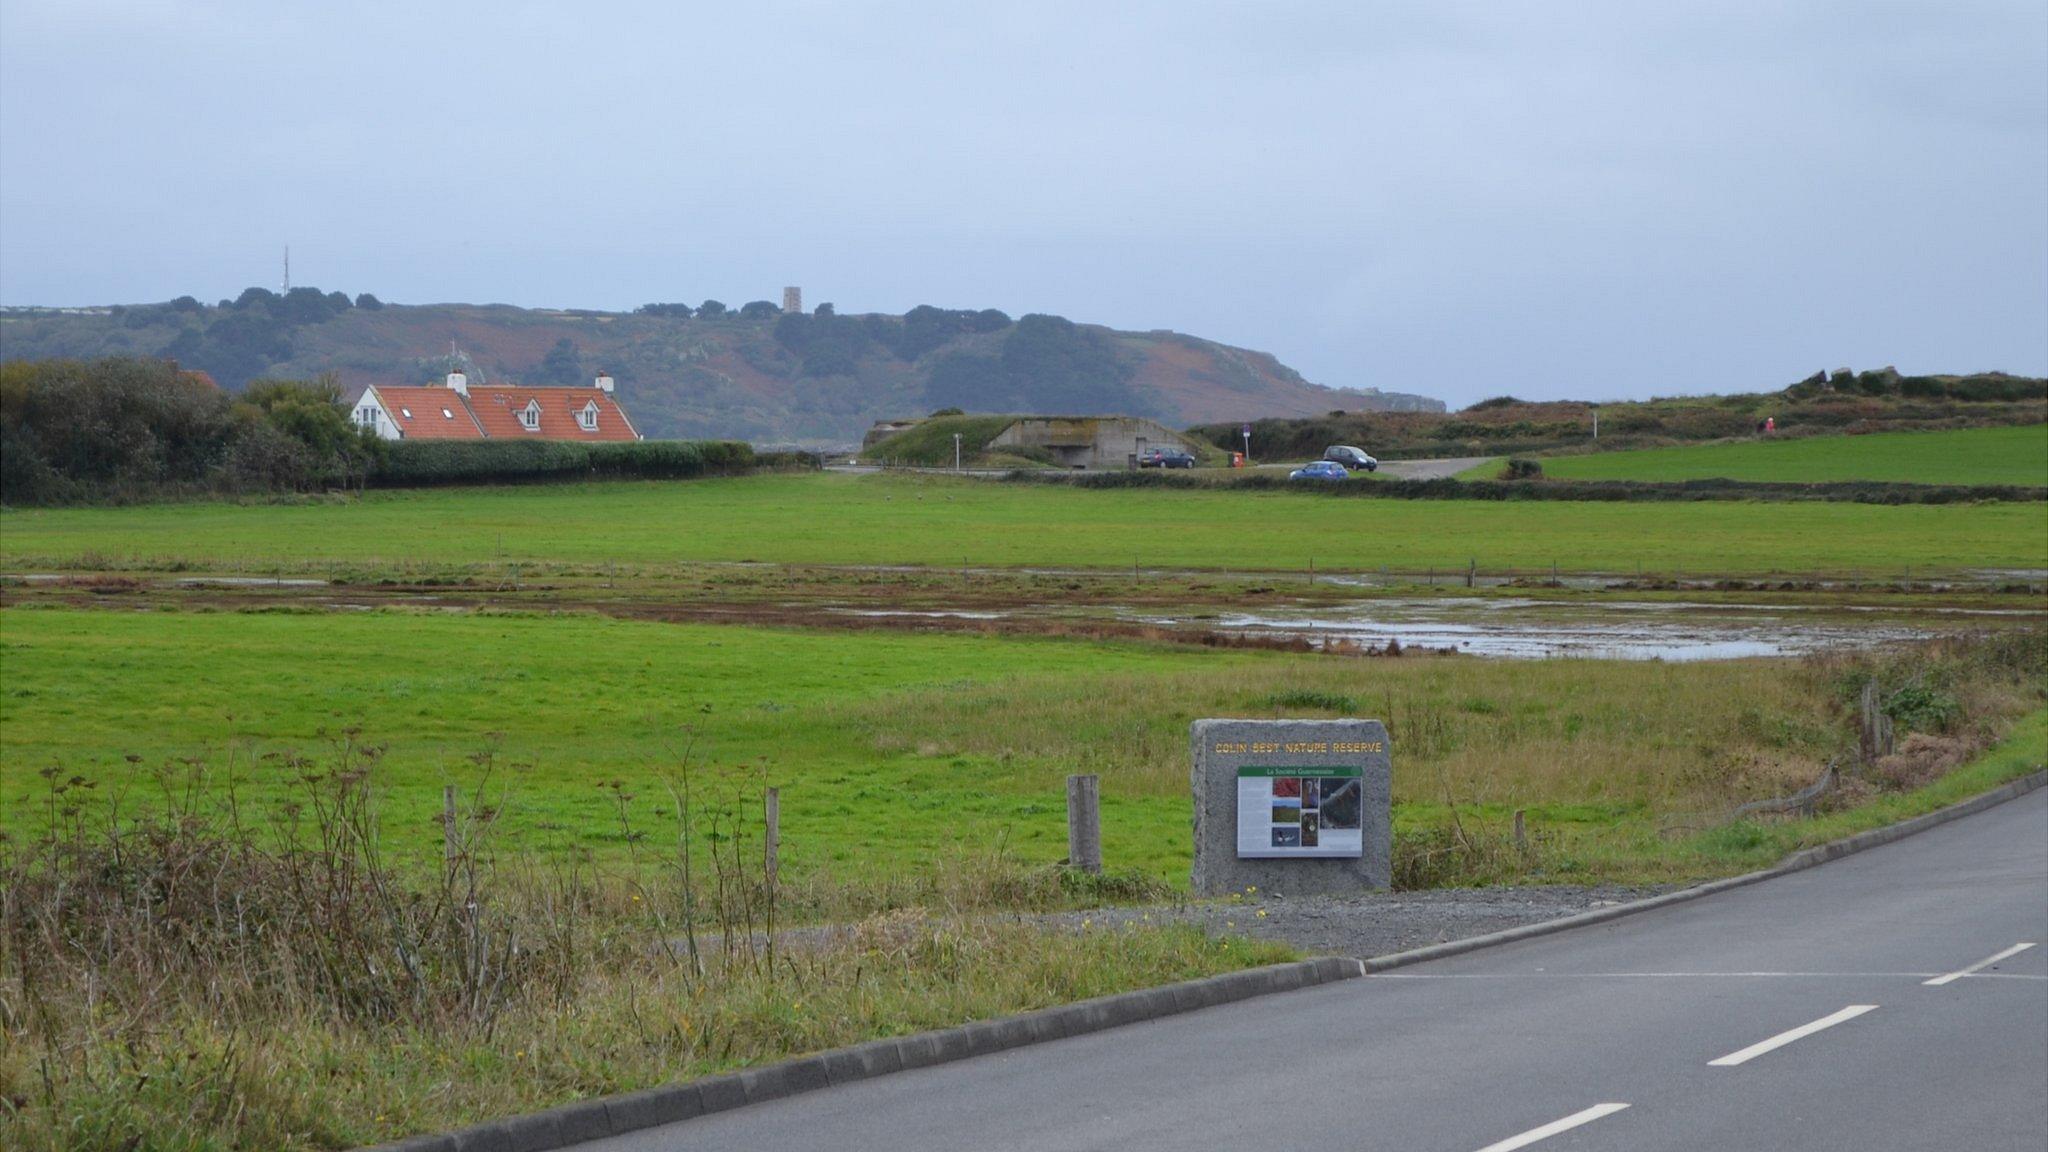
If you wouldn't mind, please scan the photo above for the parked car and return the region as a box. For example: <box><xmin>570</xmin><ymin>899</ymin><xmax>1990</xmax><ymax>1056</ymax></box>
<box><xmin>1138</xmin><ymin>448</ymin><xmax>1196</xmax><ymax>469</ymax></box>
<box><xmin>1324</xmin><ymin>445</ymin><xmax>1377</xmax><ymax>471</ymax></box>
<box><xmin>1289</xmin><ymin>460</ymin><xmax>1350</xmax><ymax>481</ymax></box>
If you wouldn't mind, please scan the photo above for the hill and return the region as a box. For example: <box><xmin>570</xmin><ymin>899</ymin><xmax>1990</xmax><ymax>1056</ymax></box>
<box><xmin>1192</xmin><ymin>369</ymin><xmax>2046</xmax><ymax>461</ymax></box>
<box><xmin>1530</xmin><ymin>424</ymin><xmax>2048</xmax><ymax>487</ymax></box>
<box><xmin>0</xmin><ymin>291</ymin><xmax>1442</xmax><ymax>443</ymax></box>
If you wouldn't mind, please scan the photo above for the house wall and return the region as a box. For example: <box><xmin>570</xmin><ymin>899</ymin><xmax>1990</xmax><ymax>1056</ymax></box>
<box><xmin>989</xmin><ymin>417</ymin><xmax>1195</xmax><ymax>469</ymax></box>
<box><xmin>352</xmin><ymin>390</ymin><xmax>401</xmax><ymax>440</ymax></box>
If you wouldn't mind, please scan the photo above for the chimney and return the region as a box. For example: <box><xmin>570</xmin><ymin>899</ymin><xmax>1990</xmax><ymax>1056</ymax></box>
<box><xmin>594</xmin><ymin>371</ymin><xmax>614</xmax><ymax>393</ymax></box>
<box><xmin>446</xmin><ymin>370</ymin><xmax>468</xmax><ymax>396</ymax></box>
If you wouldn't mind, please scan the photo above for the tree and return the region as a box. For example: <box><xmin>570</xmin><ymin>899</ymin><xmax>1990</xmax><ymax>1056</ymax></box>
<box><xmin>739</xmin><ymin>300</ymin><xmax>780</xmax><ymax>319</ymax></box>
<box><xmin>169</xmin><ymin>296</ymin><xmax>203</xmax><ymax>313</ymax></box>
<box><xmin>233</xmin><ymin>374</ymin><xmax>383</xmax><ymax>490</ymax></box>
<box><xmin>815</xmin><ymin>302</ymin><xmax>835</xmax><ymax>317</ymax></box>
<box><xmin>697</xmin><ymin>299</ymin><xmax>728</xmax><ymax>318</ymax></box>
<box><xmin>354</xmin><ymin>293</ymin><xmax>384</xmax><ymax>310</ymax></box>
<box><xmin>538</xmin><ymin>338</ymin><xmax>582</xmax><ymax>385</ymax></box>
<box><xmin>636</xmin><ymin>302</ymin><xmax>694</xmax><ymax>318</ymax></box>
<box><xmin>279</xmin><ymin>286</ymin><xmax>343</xmax><ymax>324</ymax></box>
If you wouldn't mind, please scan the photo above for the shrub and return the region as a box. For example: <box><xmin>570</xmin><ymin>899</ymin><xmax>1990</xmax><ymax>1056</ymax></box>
<box><xmin>1263</xmin><ymin>690</ymin><xmax>1359</xmax><ymax>713</ymax></box>
<box><xmin>1883</xmin><ymin>683</ymin><xmax>1963</xmax><ymax>734</ymax></box>
<box><xmin>1502</xmin><ymin>457</ymin><xmax>1544</xmax><ymax>480</ymax></box>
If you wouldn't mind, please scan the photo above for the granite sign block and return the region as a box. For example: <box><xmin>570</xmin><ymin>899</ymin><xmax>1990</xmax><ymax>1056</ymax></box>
<box><xmin>1190</xmin><ymin>718</ymin><xmax>1391</xmax><ymax>896</ymax></box>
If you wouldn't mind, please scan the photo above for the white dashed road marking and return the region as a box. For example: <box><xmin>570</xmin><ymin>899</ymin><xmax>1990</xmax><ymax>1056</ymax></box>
<box><xmin>1924</xmin><ymin>942</ymin><xmax>2037</xmax><ymax>986</ymax></box>
<box><xmin>1708</xmin><ymin>1004</ymin><xmax>1878</xmax><ymax>1067</ymax></box>
<box><xmin>1471</xmin><ymin>1103</ymin><xmax>1631</xmax><ymax>1152</ymax></box>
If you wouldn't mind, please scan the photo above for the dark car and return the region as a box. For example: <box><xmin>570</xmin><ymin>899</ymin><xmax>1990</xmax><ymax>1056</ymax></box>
<box><xmin>1289</xmin><ymin>460</ymin><xmax>1350</xmax><ymax>481</ymax></box>
<box><xmin>1324</xmin><ymin>445</ymin><xmax>1378</xmax><ymax>471</ymax></box>
<box><xmin>1138</xmin><ymin>448</ymin><xmax>1196</xmax><ymax>469</ymax></box>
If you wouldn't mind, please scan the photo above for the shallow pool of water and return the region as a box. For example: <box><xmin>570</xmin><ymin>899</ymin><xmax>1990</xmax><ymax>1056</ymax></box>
<box><xmin>1125</xmin><ymin>598</ymin><xmax>1946</xmax><ymax>661</ymax></box>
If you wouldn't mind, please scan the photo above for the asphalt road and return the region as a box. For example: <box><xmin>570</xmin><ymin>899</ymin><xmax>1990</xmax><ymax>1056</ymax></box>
<box><xmin>586</xmin><ymin>788</ymin><xmax>2047</xmax><ymax>1152</ymax></box>
<box><xmin>1375</xmin><ymin>456</ymin><xmax>1492</xmax><ymax>481</ymax></box>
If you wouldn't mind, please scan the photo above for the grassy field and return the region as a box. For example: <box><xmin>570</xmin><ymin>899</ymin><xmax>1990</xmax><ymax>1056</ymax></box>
<box><xmin>1525</xmin><ymin>424</ymin><xmax>2047</xmax><ymax>485</ymax></box>
<box><xmin>4</xmin><ymin>472</ymin><xmax>2044</xmax><ymax>577</ymax></box>
<box><xmin>7</xmin><ymin>606</ymin><xmax>2040</xmax><ymax>890</ymax></box>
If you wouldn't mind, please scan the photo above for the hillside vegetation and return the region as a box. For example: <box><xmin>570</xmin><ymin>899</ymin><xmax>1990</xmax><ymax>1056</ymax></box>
<box><xmin>1532</xmin><ymin>424</ymin><xmax>2048</xmax><ymax>486</ymax></box>
<box><xmin>1192</xmin><ymin>369</ymin><xmax>2046</xmax><ymax>461</ymax></box>
<box><xmin>0</xmin><ymin>291</ymin><xmax>1440</xmax><ymax>442</ymax></box>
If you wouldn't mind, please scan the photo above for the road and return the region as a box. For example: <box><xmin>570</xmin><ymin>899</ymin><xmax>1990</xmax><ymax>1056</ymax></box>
<box><xmin>823</xmin><ymin>457</ymin><xmax>1494</xmax><ymax>480</ymax></box>
<box><xmin>1376</xmin><ymin>455</ymin><xmax>1492</xmax><ymax>481</ymax></box>
<box><xmin>586</xmin><ymin>787</ymin><xmax>2047</xmax><ymax>1152</ymax></box>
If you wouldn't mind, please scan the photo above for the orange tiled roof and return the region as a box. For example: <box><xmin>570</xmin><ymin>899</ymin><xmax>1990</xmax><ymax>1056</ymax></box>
<box><xmin>466</xmin><ymin>386</ymin><xmax>640</xmax><ymax>441</ymax></box>
<box><xmin>371</xmin><ymin>386</ymin><xmax>488</xmax><ymax>439</ymax></box>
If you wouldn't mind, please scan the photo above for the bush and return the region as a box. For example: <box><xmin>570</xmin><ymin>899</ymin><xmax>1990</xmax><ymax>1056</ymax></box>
<box><xmin>1883</xmin><ymin>683</ymin><xmax>1963</xmax><ymax>734</ymax></box>
<box><xmin>1502</xmin><ymin>457</ymin><xmax>1544</xmax><ymax>480</ymax></box>
<box><xmin>1009</xmin><ymin>469</ymin><xmax>2044</xmax><ymax>505</ymax></box>
<box><xmin>1</xmin><ymin>358</ymin><xmax>379</xmax><ymax>504</ymax></box>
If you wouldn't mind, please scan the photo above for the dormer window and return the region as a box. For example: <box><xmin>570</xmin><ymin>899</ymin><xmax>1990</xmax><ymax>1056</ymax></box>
<box><xmin>578</xmin><ymin>402</ymin><xmax>599</xmax><ymax>432</ymax></box>
<box><xmin>520</xmin><ymin>400</ymin><xmax>541</xmax><ymax>431</ymax></box>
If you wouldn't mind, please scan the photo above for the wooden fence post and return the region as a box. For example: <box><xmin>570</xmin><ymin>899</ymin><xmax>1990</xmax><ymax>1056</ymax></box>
<box><xmin>764</xmin><ymin>786</ymin><xmax>781</xmax><ymax>889</ymax></box>
<box><xmin>1067</xmin><ymin>774</ymin><xmax>1102</xmax><ymax>874</ymax></box>
<box><xmin>443</xmin><ymin>785</ymin><xmax>458</xmax><ymax>869</ymax></box>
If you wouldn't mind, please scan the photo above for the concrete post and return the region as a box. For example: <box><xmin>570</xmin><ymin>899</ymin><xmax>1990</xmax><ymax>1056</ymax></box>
<box><xmin>1067</xmin><ymin>774</ymin><xmax>1102</xmax><ymax>874</ymax></box>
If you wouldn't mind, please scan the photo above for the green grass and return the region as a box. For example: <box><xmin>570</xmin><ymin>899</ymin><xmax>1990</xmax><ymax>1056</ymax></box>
<box><xmin>863</xmin><ymin>414</ymin><xmax>1022</xmax><ymax>465</ymax></box>
<box><xmin>8</xmin><ymin>606</ymin><xmax>2039</xmax><ymax>888</ymax></box>
<box><xmin>5</xmin><ymin>472</ymin><xmax>2043</xmax><ymax>576</ymax></box>
<box><xmin>1535</xmin><ymin>425</ymin><xmax>2048</xmax><ymax>486</ymax></box>
<box><xmin>0</xmin><ymin>606</ymin><xmax>1228</xmax><ymax>882</ymax></box>
<box><xmin>1670</xmin><ymin>708</ymin><xmax>2048</xmax><ymax>871</ymax></box>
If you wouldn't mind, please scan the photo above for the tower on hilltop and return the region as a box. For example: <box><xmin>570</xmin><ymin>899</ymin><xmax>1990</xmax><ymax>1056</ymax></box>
<box><xmin>783</xmin><ymin>286</ymin><xmax>802</xmax><ymax>314</ymax></box>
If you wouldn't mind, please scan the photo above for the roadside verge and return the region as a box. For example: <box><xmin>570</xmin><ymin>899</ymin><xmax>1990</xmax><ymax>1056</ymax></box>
<box><xmin>1363</xmin><ymin>766</ymin><xmax>2047</xmax><ymax>973</ymax></box>
<box><xmin>365</xmin><ymin>956</ymin><xmax>1362</xmax><ymax>1152</ymax></box>
<box><xmin>365</xmin><ymin>766</ymin><xmax>2045</xmax><ymax>1152</ymax></box>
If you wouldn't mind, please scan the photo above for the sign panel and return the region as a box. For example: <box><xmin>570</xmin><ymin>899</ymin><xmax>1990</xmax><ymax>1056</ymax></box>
<box><xmin>1235</xmin><ymin>765</ymin><xmax>1365</xmax><ymax>859</ymax></box>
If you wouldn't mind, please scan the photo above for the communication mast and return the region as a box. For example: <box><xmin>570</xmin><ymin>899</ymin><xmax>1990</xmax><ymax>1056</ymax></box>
<box><xmin>282</xmin><ymin>246</ymin><xmax>290</xmax><ymax>293</ymax></box>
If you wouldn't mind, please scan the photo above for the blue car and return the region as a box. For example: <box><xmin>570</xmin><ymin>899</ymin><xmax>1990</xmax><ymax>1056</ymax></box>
<box><xmin>1289</xmin><ymin>460</ymin><xmax>1350</xmax><ymax>481</ymax></box>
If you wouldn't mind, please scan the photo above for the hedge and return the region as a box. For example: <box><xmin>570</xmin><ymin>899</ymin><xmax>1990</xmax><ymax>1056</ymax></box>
<box><xmin>1007</xmin><ymin>470</ymin><xmax>2046</xmax><ymax>505</ymax></box>
<box><xmin>372</xmin><ymin>439</ymin><xmax>758</xmax><ymax>487</ymax></box>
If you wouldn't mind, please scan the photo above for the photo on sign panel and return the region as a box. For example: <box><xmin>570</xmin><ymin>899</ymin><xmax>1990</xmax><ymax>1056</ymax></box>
<box><xmin>1319</xmin><ymin>779</ymin><xmax>1362</xmax><ymax>829</ymax></box>
<box><xmin>1301</xmin><ymin>811</ymin><xmax>1320</xmax><ymax>847</ymax></box>
<box><xmin>1272</xmin><ymin>802</ymin><xmax>1301</xmax><ymax>824</ymax></box>
<box><xmin>1271</xmin><ymin>826</ymin><xmax>1302</xmax><ymax>848</ymax></box>
<box><xmin>1272</xmin><ymin>777</ymin><xmax>1302</xmax><ymax>799</ymax></box>
<box><xmin>1301</xmin><ymin>778</ymin><xmax>1320</xmax><ymax>809</ymax></box>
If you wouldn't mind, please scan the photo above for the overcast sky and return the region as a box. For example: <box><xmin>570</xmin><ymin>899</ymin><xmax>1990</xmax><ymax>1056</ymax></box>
<box><xmin>3</xmin><ymin>1</ymin><xmax>2043</xmax><ymax>408</ymax></box>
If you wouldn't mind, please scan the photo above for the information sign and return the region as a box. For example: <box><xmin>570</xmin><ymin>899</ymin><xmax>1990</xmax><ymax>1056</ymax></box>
<box><xmin>1236</xmin><ymin>765</ymin><xmax>1365</xmax><ymax>859</ymax></box>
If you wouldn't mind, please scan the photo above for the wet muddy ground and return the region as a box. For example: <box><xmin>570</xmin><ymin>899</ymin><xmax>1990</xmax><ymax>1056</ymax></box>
<box><xmin>7</xmin><ymin>561</ymin><xmax>2040</xmax><ymax>663</ymax></box>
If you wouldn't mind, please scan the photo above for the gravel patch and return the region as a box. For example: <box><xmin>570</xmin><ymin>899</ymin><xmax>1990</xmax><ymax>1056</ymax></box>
<box><xmin>1049</xmin><ymin>884</ymin><xmax>1677</xmax><ymax>959</ymax></box>
<box><xmin>672</xmin><ymin>884</ymin><xmax>1679</xmax><ymax>964</ymax></box>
